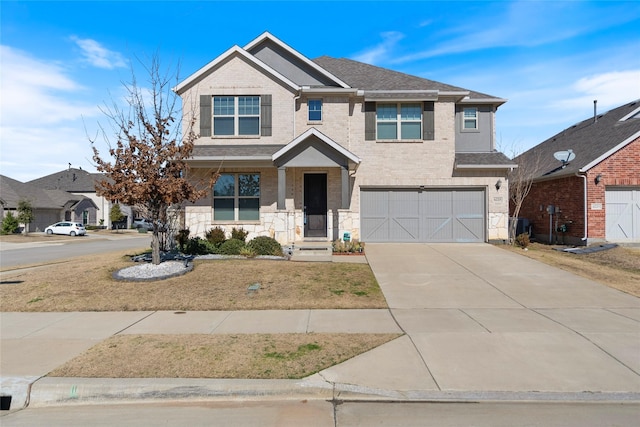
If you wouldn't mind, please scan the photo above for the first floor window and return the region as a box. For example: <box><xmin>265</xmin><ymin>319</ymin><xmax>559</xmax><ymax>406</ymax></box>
<box><xmin>377</xmin><ymin>103</ymin><xmax>422</xmax><ymax>140</ymax></box>
<box><xmin>463</xmin><ymin>107</ymin><xmax>478</xmax><ymax>130</ymax></box>
<box><xmin>213</xmin><ymin>173</ymin><xmax>260</xmax><ymax>221</ymax></box>
<box><xmin>213</xmin><ymin>96</ymin><xmax>260</xmax><ymax>136</ymax></box>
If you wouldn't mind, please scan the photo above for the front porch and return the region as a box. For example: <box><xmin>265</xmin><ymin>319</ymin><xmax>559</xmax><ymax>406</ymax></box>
<box><xmin>184</xmin><ymin>128</ymin><xmax>361</xmax><ymax>245</ymax></box>
<box><xmin>183</xmin><ymin>207</ymin><xmax>358</xmax><ymax>246</ymax></box>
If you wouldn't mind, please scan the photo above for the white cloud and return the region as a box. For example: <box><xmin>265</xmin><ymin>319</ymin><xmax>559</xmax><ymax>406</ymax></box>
<box><xmin>351</xmin><ymin>31</ymin><xmax>404</xmax><ymax>65</ymax></box>
<box><xmin>391</xmin><ymin>2</ymin><xmax>639</xmax><ymax>63</ymax></box>
<box><xmin>71</xmin><ymin>36</ymin><xmax>127</xmax><ymax>69</ymax></box>
<box><xmin>0</xmin><ymin>125</ymin><xmax>99</xmax><ymax>182</ymax></box>
<box><xmin>552</xmin><ymin>70</ymin><xmax>640</xmax><ymax>111</ymax></box>
<box><xmin>0</xmin><ymin>45</ymin><xmax>104</xmax><ymax>181</ymax></box>
<box><xmin>0</xmin><ymin>45</ymin><xmax>99</xmax><ymax>126</ymax></box>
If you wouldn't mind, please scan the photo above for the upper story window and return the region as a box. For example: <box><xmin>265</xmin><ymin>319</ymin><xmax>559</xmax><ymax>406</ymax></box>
<box><xmin>308</xmin><ymin>99</ymin><xmax>322</xmax><ymax>121</ymax></box>
<box><xmin>213</xmin><ymin>173</ymin><xmax>261</xmax><ymax>221</ymax></box>
<box><xmin>377</xmin><ymin>103</ymin><xmax>422</xmax><ymax>140</ymax></box>
<box><xmin>213</xmin><ymin>96</ymin><xmax>260</xmax><ymax>136</ymax></box>
<box><xmin>462</xmin><ymin>107</ymin><xmax>478</xmax><ymax>130</ymax></box>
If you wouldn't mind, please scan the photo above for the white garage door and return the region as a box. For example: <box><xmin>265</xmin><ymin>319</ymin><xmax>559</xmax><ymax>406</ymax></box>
<box><xmin>361</xmin><ymin>188</ymin><xmax>485</xmax><ymax>243</ymax></box>
<box><xmin>606</xmin><ymin>187</ymin><xmax>640</xmax><ymax>242</ymax></box>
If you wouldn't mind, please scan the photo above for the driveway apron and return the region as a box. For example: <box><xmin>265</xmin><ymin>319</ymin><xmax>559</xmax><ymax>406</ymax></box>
<box><xmin>362</xmin><ymin>243</ymin><xmax>640</xmax><ymax>394</ymax></box>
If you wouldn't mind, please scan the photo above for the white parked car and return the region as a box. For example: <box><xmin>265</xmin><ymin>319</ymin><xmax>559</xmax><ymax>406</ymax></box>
<box><xmin>44</xmin><ymin>222</ymin><xmax>87</xmax><ymax>236</ymax></box>
<box><xmin>133</xmin><ymin>218</ymin><xmax>154</xmax><ymax>231</ymax></box>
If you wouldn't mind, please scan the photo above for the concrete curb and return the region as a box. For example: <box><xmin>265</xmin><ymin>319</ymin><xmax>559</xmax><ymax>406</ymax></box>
<box><xmin>27</xmin><ymin>377</ymin><xmax>334</xmax><ymax>407</ymax></box>
<box><xmin>24</xmin><ymin>377</ymin><xmax>640</xmax><ymax>408</ymax></box>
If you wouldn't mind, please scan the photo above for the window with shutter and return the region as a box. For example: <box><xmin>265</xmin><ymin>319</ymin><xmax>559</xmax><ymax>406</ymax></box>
<box><xmin>200</xmin><ymin>95</ymin><xmax>212</xmax><ymax>137</ymax></box>
<box><xmin>376</xmin><ymin>102</ymin><xmax>422</xmax><ymax>140</ymax></box>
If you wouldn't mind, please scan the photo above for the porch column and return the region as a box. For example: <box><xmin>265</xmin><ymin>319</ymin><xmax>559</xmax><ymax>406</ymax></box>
<box><xmin>341</xmin><ymin>166</ymin><xmax>350</xmax><ymax>209</ymax></box>
<box><xmin>277</xmin><ymin>167</ymin><xmax>286</xmax><ymax>210</ymax></box>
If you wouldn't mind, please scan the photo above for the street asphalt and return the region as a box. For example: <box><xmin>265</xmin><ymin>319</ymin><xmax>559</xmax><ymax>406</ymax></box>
<box><xmin>1</xmin><ymin>243</ymin><xmax>639</xmax><ymax>411</ymax></box>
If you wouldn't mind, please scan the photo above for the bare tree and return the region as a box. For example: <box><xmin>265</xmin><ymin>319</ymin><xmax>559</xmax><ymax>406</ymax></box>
<box><xmin>507</xmin><ymin>148</ymin><xmax>544</xmax><ymax>244</ymax></box>
<box><xmin>91</xmin><ymin>55</ymin><xmax>215</xmax><ymax>265</ymax></box>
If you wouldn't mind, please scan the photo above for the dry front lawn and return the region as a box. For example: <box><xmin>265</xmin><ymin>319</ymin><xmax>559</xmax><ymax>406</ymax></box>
<box><xmin>49</xmin><ymin>333</ymin><xmax>400</xmax><ymax>379</ymax></box>
<box><xmin>0</xmin><ymin>251</ymin><xmax>386</xmax><ymax>312</ymax></box>
<box><xmin>499</xmin><ymin>243</ymin><xmax>640</xmax><ymax>297</ymax></box>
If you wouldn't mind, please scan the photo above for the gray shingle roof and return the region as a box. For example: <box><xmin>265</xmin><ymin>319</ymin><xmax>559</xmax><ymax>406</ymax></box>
<box><xmin>0</xmin><ymin>175</ymin><xmax>84</xmax><ymax>209</ymax></box>
<box><xmin>455</xmin><ymin>152</ymin><xmax>517</xmax><ymax>168</ymax></box>
<box><xmin>27</xmin><ymin>168</ymin><xmax>103</xmax><ymax>192</ymax></box>
<box><xmin>515</xmin><ymin>100</ymin><xmax>640</xmax><ymax>180</ymax></box>
<box><xmin>312</xmin><ymin>56</ymin><xmax>501</xmax><ymax>100</ymax></box>
<box><xmin>190</xmin><ymin>145</ymin><xmax>285</xmax><ymax>159</ymax></box>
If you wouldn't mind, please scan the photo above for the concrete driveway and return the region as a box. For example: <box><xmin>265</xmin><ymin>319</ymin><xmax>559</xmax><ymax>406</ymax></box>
<box><xmin>348</xmin><ymin>243</ymin><xmax>640</xmax><ymax>394</ymax></box>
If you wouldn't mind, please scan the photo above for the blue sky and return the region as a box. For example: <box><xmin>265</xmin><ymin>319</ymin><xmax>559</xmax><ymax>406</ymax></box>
<box><xmin>1</xmin><ymin>0</ymin><xmax>639</xmax><ymax>182</ymax></box>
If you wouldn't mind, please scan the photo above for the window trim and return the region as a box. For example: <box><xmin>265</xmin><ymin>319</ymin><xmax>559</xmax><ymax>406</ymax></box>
<box><xmin>462</xmin><ymin>107</ymin><xmax>479</xmax><ymax>132</ymax></box>
<box><xmin>308</xmin><ymin>99</ymin><xmax>323</xmax><ymax>122</ymax></box>
<box><xmin>213</xmin><ymin>173</ymin><xmax>261</xmax><ymax>222</ymax></box>
<box><xmin>212</xmin><ymin>96</ymin><xmax>261</xmax><ymax>137</ymax></box>
<box><xmin>376</xmin><ymin>102</ymin><xmax>423</xmax><ymax>141</ymax></box>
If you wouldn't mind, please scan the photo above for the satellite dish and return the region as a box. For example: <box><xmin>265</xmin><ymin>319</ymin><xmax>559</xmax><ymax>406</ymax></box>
<box><xmin>554</xmin><ymin>149</ymin><xmax>576</xmax><ymax>165</ymax></box>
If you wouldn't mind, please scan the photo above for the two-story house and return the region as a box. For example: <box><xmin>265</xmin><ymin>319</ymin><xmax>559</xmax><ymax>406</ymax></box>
<box><xmin>175</xmin><ymin>32</ymin><xmax>515</xmax><ymax>245</ymax></box>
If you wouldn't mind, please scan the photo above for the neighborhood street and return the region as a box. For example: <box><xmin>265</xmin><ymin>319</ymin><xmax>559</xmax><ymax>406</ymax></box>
<box><xmin>0</xmin><ymin>232</ymin><xmax>150</xmax><ymax>270</ymax></box>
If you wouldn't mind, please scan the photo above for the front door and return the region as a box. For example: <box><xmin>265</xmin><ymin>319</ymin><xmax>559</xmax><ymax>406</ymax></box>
<box><xmin>304</xmin><ymin>173</ymin><xmax>327</xmax><ymax>238</ymax></box>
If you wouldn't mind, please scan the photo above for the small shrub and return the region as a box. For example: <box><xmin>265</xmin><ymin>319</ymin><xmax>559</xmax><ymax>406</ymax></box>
<box><xmin>184</xmin><ymin>237</ymin><xmax>218</xmax><ymax>255</ymax></box>
<box><xmin>231</xmin><ymin>227</ymin><xmax>249</xmax><ymax>242</ymax></box>
<box><xmin>205</xmin><ymin>226</ymin><xmax>226</xmax><ymax>247</ymax></box>
<box><xmin>239</xmin><ymin>246</ymin><xmax>257</xmax><ymax>258</ymax></box>
<box><xmin>515</xmin><ymin>233</ymin><xmax>530</xmax><ymax>248</ymax></box>
<box><xmin>1</xmin><ymin>212</ymin><xmax>20</xmax><ymax>234</ymax></box>
<box><xmin>219</xmin><ymin>238</ymin><xmax>246</xmax><ymax>255</ymax></box>
<box><xmin>332</xmin><ymin>239</ymin><xmax>365</xmax><ymax>253</ymax></box>
<box><xmin>247</xmin><ymin>236</ymin><xmax>284</xmax><ymax>256</ymax></box>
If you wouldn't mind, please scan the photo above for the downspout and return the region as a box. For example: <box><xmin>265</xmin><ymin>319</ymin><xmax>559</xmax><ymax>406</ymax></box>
<box><xmin>293</xmin><ymin>91</ymin><xmax>301</xmax><ymax>138</ymax></box>
<box><xmin>575</xmin><ymin>172</ymin><xmax>588</xmax><ymax>242</ymax></box>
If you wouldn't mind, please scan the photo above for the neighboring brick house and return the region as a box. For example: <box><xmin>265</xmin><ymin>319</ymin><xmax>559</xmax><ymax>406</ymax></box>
<box><xmin>513</xmin><ymin>100</ymin><xmax>640</xmax><ymax>245</ymax></box>
<box><xmin>175</xmin><ymin>32</ymin><xmax>515</xmax><ymax>244</ymax></box>
<box><xmin>0</xmin><ymin>174</ymin><xmax>98</xmax><ymax>232</ymax></box>
<box><xmin>27</xmin><ymin>167</ymin><xmax>133</xmax><ymax>229</ymax></box>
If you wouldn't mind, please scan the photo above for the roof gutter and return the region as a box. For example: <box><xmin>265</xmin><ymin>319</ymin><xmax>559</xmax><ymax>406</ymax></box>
<box><xmin>575</xmin><ymin>172</ymin><xmax>588</xmax><ymax>242</ymax></box>
<box><xmin>455</xmin><ymin>164</ymin><xmax>518</xmax><ymax>170</ymax></box>
<box><xmin>300</xmin><ymin>87</ymin><xmax>359</xmax><ymax>94</ymax></box>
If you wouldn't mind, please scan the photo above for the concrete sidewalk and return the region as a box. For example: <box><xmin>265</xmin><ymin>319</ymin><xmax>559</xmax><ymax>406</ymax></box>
<box><xmin>1</xmin><ymin>243</ymin><xmax>639</xmax><ymax>409</ymax></box>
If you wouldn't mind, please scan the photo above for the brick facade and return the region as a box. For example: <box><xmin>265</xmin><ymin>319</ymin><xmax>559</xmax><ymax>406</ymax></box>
<box><xmin>178</xmin><ymin>34</ymin><xmax>512</xmax><ymax>244</ymax></box>
<box><xmin>518</xmin><ymin>138</ymin><xmax>640</xmax><ymax>245</ymax></box>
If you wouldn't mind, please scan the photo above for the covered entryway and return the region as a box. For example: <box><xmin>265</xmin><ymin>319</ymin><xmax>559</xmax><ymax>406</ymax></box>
<box><xmin>304</xmin><ymin>173</ymin><xmax>327</xmax><ymax>237</ymax></box>
<box><xmin>606</xmin><ymin>187</ymin><xmax>640</xmax><ymax>242</ymax></box>
<box><xmin>361</xmin><ymin>188</ymin><xmax>486</xmax><ymax>243</ymax></box>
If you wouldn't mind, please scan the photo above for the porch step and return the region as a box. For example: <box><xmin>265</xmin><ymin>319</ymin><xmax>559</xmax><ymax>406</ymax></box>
<box><xmin>290</xmin><ymin>242</ymin><xmax>333</xmax><ymax>262</ymax></box>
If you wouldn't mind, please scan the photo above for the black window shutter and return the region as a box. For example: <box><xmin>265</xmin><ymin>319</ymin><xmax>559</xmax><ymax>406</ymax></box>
<box><xmin>423</xmin><ymin>101</ymin><xmax>434</xmax><ymax>140</ymax></box>
<box><xmin>261</xmin><ymin>95</ymin><xmax>272</xmax><ymax>136</ymax></box>
<box><xmin>200</xmin><ymin>95</ymin><xmax>211</xmax><ymax>137</ymax></box>
<box><xmin>364</xmin><ymin>102</ymin><xmax>376</xmax><ymax>141</ymax></box>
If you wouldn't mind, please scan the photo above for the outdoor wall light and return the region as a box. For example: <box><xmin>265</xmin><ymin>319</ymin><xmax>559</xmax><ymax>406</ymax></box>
<box><xmin>495</xmin><ymin>179</ymin><xmax>502</xmax><ymax>191</ymax></box>
<box><xmin>595</xmin><ymin>174</ymin><xmax>602</xmax><ymax>185</ymax></box>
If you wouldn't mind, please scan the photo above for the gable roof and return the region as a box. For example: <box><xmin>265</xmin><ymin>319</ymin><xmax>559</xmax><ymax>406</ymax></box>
<box><xmin>175</xmin><ymin>32</ymin><xmax>504</xmax><ymax>103</ymax></box>
<box><xmin>272</xmin><ymin>128</ymin><xmax>361</xmax><ymax>166</ymax></box>
<box><xmin>0</xmin><ymin>174</ymin><xmax>89</xmax><ymax>210</ymax></box>
<box><xmin>175</xmin><ymin>44</ymin><xmax>301</xmax><ymax>95</ymax></box>
<box><xmin>244</xmin><ymin>32</ymin><xmax>350</xmax><ymax>89</ymax></box>
<box><xmin>515</xmin><ymin>100</ymin><xmax>640</xmax><ymax>180</ymax></box>
<box><xmin>27</xmin><ymin>168</ymin><xmax>102</xmax><ymax>192</ymax></box>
